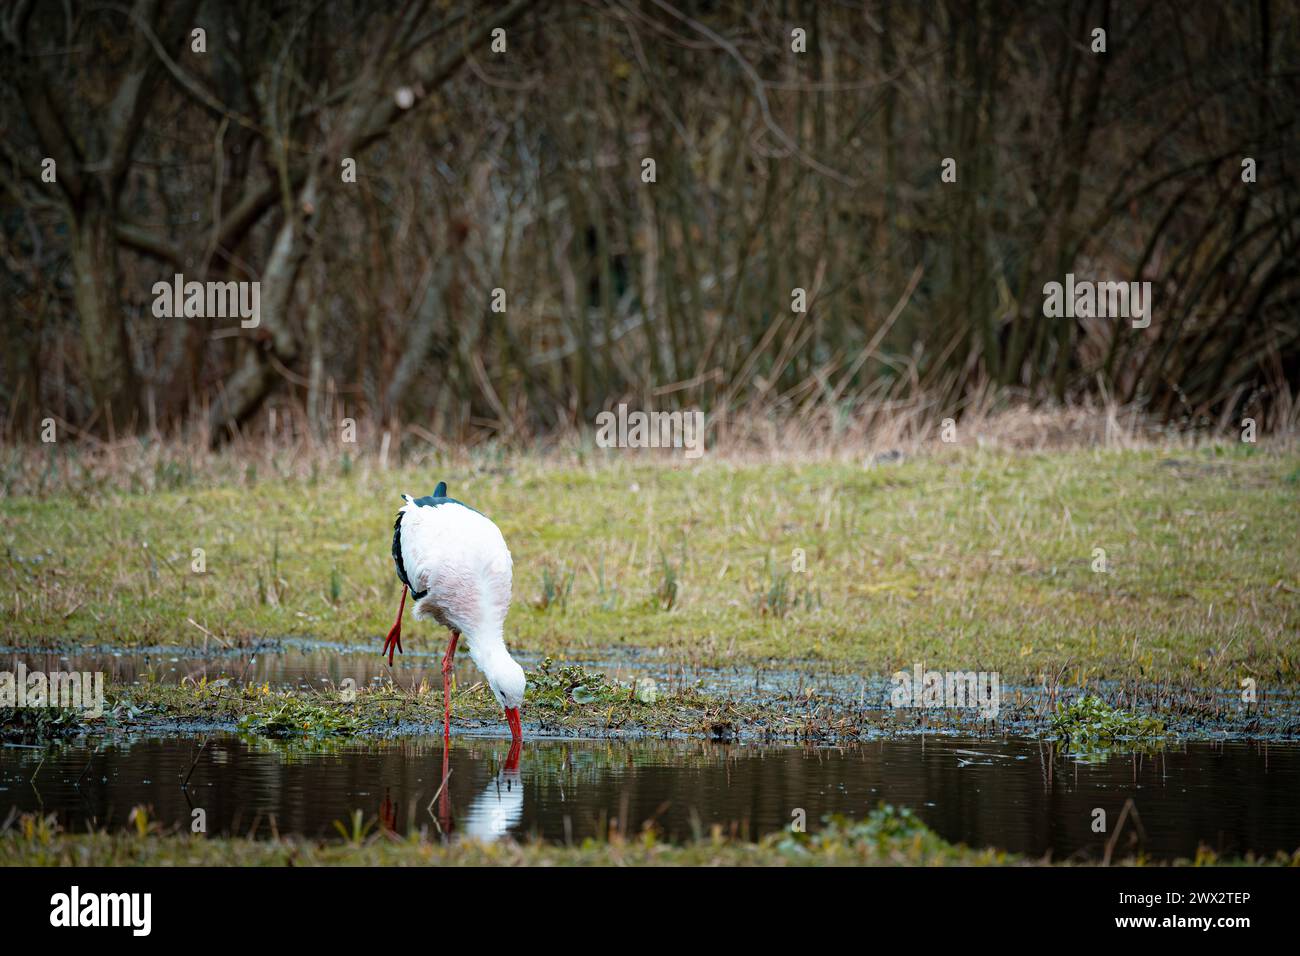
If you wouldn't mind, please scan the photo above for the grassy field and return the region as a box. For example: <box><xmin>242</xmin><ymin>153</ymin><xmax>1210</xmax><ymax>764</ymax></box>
<box><xmin>3</xmin><ymin>438</ymin><xmax>1298</xmax><ymax>866</ymax></box>
<box><xmin>4</xmin><ymin>442</ymin><xmax>1298</xmax><ymax>691</ymax></box>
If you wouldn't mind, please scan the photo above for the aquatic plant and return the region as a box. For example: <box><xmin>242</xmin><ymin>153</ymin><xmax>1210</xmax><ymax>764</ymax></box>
<box><xmin>237</xmin><ymin>697</ymin><xmax>364</xmax><ymax>738</ymax></box>
<box><xmin>527</xmin><ymin>658</ymin><xmax>625</xmax><ymax>710</ymax></box>
<box><xmin>0</xmin><ymin>707</ymin><xmax>84</xmax><ymax>742</ymax></box>
<box><xmin>1050</xmin><ymin>694</ymin><xmax>1165</xmax><ymax>745</ymax></box>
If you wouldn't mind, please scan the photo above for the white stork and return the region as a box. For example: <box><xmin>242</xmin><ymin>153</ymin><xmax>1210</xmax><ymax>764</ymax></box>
<box><xmin>383</xmin><ymin>481</ymin><xmax>525</xmax><ymax>742</ymax></box>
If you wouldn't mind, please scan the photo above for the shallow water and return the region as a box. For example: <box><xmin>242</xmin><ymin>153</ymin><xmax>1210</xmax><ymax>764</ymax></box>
<box><xmin>4</xmin><ymin>643</ymin><xmax>1296</xmax><ymax>859</ymax></box>
<box><xmin>2</xmin><ymin>640</ymin><xmax>862</xmax><ymax>695</ymax></box>
<box><xmin>3</xmin><ymin>642</ymin><xmax>492</xmax><ymax>694</ymax></box>
<box><xmin>3</xmin><ymin>734</ymin><xmax>1296</xmax><ymax>860</ymax></box>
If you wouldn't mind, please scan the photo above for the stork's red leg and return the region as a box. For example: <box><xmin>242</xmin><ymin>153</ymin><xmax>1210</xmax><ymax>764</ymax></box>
<box><xmin>441</xmin><ymin>629</ymin><xmax>460</xmax><ymax>739</ymax></box>
<box><xmin>382</xmin><ymin>586</ymin><xmax>407</xmax><ymax>666</ymax></box>
<box><xmin>437</xmin><ymin>744</ymin><xmax>452</xmax><ymax>835</ymax></box>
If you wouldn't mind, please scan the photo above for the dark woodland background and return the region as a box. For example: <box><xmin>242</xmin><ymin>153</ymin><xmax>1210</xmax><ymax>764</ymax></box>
<box><xmin>2</xmin><ymin>0</ymin><xmax>1297</xmax><ymax>446</ymax></box>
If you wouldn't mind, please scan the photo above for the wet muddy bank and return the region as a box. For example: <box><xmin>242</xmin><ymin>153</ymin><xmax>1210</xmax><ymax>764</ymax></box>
<box><xmin>3</xmin><ymin>640</ymin><xmax>1296</xmax><ymax>744</ymax></box>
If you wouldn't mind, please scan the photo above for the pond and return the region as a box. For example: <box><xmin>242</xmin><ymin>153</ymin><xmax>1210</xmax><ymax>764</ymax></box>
<box><xmin>3</xmin><ymin>733</ymin><xmax>1296</xmax><ymax>861</ymax></box>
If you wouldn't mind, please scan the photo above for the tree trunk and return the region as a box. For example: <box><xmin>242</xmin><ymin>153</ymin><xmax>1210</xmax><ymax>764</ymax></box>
<box><xmin>206</xmin><ymin>174</ymin><xmax>318</xmax><ymax>441</ymax></box>
<box><xmin>70</xmin><ymin>195</ymin><xmax>138</xmax><ymax>431</ymax></box>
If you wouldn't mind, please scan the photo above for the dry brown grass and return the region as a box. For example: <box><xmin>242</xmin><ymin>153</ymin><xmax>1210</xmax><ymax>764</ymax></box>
<box><xmin>4</xmin><ymin>395</ymin><xmax>1295</xmax><ymax>500</ymax></box>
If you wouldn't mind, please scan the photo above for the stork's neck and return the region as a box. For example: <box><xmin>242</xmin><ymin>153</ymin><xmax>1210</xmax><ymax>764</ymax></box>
<box><xmin>465</xmin><ymin>624</ymin><xmax>515</xmax><ymax>670</ymax></box>
<box><xmin>465</xmin><ymin>623</ymin><xmax>526</xmax><ymax>711</ymax></box>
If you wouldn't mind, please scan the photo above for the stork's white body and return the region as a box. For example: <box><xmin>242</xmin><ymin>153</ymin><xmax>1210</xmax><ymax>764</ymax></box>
<box><xmin>398</xmin><ymin>497</ymin><xmax>513</xmax><ymax>662</ymax></box>
<box><xmin>391</xmin><ymin>491</ymin><xmax>527</xmax><ymax>723</ymax></box>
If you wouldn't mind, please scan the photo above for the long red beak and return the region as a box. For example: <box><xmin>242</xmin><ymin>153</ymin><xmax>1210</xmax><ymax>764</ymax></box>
<box><xmin>504</xmin><ymin>706</ymin><xmax>522</xmax><ymax>742</ymax></box>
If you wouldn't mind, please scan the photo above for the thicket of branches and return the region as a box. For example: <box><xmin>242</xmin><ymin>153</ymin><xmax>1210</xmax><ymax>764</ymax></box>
<box><xmin>3</xmin><ymin>0</ymin><xmax>1297</xmax><ymax>446</ymax></box>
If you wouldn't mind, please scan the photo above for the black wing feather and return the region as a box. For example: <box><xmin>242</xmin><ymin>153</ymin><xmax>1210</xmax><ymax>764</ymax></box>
<box><xmin>392</xmin><ymin>510</ymin><xmax>420</xmax><ymax>596</ymax></box>
<box><xmin>391</xmin><ymin>482</ymin><xmax>479</xmax><ymax>600</ymax></box>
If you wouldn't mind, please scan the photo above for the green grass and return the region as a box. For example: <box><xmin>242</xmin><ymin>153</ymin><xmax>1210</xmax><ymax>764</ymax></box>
<box><xmin>7</xmin><ymin>803</ymin><xmax>1290</xmax><ymax>867</ymax></box>
<box><xmin>3</xmin><ymin>443</ymin><xmax>1298</xmax><ymax>694</ymax></box>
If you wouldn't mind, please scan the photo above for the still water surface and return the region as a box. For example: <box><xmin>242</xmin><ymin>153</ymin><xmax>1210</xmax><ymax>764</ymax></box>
<box><xmin>2</xmin><ymin>734</ymin><xmax>1295</xmax><ymax>861</ymax></box>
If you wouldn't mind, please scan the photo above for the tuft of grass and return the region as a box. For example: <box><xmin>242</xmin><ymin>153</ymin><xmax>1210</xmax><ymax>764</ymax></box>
<box><xmin>752</xmin><ymin>554</ymin><xmax>822</xmax><ymax>618</ymax></box>
<box><xmin>755</xmin><ymin>556</ymin><xmax>793</xmax><ymax>617</ymax></box>
<box><xmin>596</xmin><ymin>554</ymin><xmax>619</xmax><ymax>610</ymax></box>
<box><xmin>533</xmin><ymin>563</ymin><xmax>575</xmax><ymax>612</ymax></box>
<box><xmin>778</xmin><ymin>805</ymin><xmax>937</xmax><ymax>856</ymax></box>
<box><xmin>154</xmin><ymin>458</ymin><xmax>193</xmax><ymax>491</ymax></box>
<box><xmin>128</xmin><ymin>805</ymin><xmax>156</xmax><ymax>838</ymax></box>
<box><xmin>332</xmin><ymin>810</ymin><xmax>374</xmax><ymax>846</ymax></box>
<box><xmin>654</xmin><ymin>549</ymin><xmax>679</xmax><ymax>612</ymax></box>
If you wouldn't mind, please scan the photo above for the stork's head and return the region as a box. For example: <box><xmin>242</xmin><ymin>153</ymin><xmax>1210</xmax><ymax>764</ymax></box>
<box><xmin>488</xmin><ymin>655</ymin><xmax>526</xmax><ymax>710</ymax></box>
<box><xmin>485</xmin><ymin>651</ymin><xmax>526</xmax><ymax>742</ymax></box>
